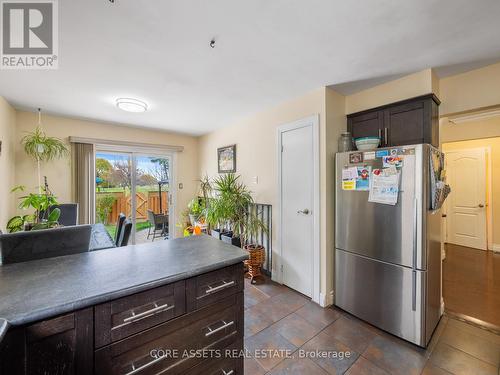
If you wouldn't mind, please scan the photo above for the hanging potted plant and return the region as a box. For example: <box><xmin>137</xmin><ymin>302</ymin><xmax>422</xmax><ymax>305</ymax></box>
<box><xmin>21</xmin><ymin>109</ymin><xmax>69</xmax><ymax>192</ymax></box>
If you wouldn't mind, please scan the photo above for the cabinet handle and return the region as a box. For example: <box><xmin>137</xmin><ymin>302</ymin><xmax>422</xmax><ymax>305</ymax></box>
<box><xmin>205</xmin><ymin>320</ymin><xmax>234</xmax><ymax>337</ymax></box>
<box><xmin>378</xmin><ymin>128</ymin><xmax>382</xmax><ymax>140</ymax></box>
<box><xmin>384</xmin><ymin>128</ymin><xmax>388</xmax><ymax>145</ymax></box>
<box><xmin>205</xmin><ymin>280</ymin><xmax>235</xmax><ymax>294</ymax></box>
<box><xmin>125</xmin><ymin>354</ymin><xmax>164</xmax><ymax>375</ymax></box>
<box><xmin>123</xmin><ymin>303</ymin><xmax>174</xmax><ymax>324</ymax></box>
<box><xmin>223</xmin><ymin>370</ymin><xmax>234</xmax><ymax>375</ymax></box>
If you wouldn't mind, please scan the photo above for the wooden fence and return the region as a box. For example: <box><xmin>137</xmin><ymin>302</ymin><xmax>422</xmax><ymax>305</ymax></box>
<box><xmin>96</xmin><ymin>191</ymin><xmax>168</xmax><ymax>224</ymax></box>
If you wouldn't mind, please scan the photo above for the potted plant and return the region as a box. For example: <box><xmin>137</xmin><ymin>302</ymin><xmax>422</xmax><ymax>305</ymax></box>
<box><xmin>198</xmin><ymin>174</ymin><xmax>212</xmax><ymax>206</ymax></box>
<box><xmin>204</xmin><ymin>174</ymin><xmax>254</xmax><ymax>247</ymax></box>
<box><xmin>205</xmin><ymin>194</ymin><xmax>228</xmax><ymax>240</ymax></box>
<box><xmin>21</xmin><ymin>109</ymin><xmax>69</xmax><ymax>192</ymax></box>
<box><xmin>241</xmin><ymin>205</ymin><xmax>269</xmax><ymax>284</ymax></box>
<box><xmin>6</xmin><ymin>184</ymin><xmax>61</xmax><ymax>233</ymax></box>
<box><xmin>187</xmin><ymin>198</ymin><xmax>204</xmax><ymax>225</ymax></box>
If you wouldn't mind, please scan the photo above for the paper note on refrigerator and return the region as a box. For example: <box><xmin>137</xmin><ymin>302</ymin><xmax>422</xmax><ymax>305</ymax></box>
<box><xmin>342</xmin><ymin>167</ymin><xmax>358</xmax><ymax>180</ymax></box>
<box><xmin>368</xmin><ymin>169</ymin><xmax>400</xmax><ymax>205</ymax></box>
<box><xmin>342</xmin><ymin>166</ymin><xmax>358</xmax><ymax>190</ymax></box>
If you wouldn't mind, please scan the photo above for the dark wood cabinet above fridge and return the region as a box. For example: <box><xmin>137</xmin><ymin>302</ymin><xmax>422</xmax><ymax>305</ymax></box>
<box><xmin>347</xmin><ymin>93</ymin><xmax>440</xmax><ymax>148</ymax></box>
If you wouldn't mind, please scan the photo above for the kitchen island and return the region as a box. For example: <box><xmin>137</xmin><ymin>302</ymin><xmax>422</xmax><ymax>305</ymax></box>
<box><xmin>0</xmin><ymin>235</ymin><xmax>248</xmax><ymax>374</ymax></box>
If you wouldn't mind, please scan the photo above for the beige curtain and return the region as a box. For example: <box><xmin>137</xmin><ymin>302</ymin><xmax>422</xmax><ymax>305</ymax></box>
<box><xmin>73</xmin><ymin>142</ymin><xmax>95</xmax><ymax>224</ymax></box>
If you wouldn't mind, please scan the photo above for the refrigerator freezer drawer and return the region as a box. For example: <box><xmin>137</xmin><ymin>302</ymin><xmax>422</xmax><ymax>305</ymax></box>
<box><xmin>335</xmin><ymin>249</ymin><xmax>427</xmax><ymax>347</ymax></box>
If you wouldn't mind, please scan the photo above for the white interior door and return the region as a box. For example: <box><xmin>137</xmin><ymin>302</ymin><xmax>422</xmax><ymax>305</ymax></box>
<box><xmin>446</xmin><ymin>148</ymin><xmax>487</xmax><ymax>250</ymax></box>
<box><xmin>280</xmin><ymin>124</ymin><xmax>314</xmax><ymax>297</ymax></box>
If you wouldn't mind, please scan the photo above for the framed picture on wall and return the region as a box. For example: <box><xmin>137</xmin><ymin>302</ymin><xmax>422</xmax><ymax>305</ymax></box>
<box><xmin>217</xmin><ymin>144</ymin><xmax>236</xmax><ymax>173</ymax></box>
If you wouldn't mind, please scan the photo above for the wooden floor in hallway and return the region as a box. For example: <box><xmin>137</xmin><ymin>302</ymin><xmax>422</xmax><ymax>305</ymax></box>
<box><xmin>244</xmin><ymin>276</ymin><xmax>500</xmax><ymax>374</ymax></box>
<box><xmin>443</xmin><ymin>243</ymin><xmax>500</xmax><ymax>328</ymax></box>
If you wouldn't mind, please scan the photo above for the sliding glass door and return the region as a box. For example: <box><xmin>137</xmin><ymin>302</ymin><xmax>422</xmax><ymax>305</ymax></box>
<box><xmin>94</xmin><ymin>149</ymin><xmax>173</xmax><ymax>244</ymax></box>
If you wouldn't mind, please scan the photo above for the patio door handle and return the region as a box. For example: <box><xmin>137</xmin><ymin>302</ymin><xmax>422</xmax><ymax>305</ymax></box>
<box><xmin>297</xmin><ymin>209</ymin><xmax>310</xmax><ymax>215</ymax></box>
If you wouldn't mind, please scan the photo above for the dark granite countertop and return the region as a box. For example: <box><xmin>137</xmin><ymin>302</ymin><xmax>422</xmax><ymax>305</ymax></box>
<box><xmin>0</xmin><ymin>235</ymin><xmax>248</xmax><ymax>331</ymax></box>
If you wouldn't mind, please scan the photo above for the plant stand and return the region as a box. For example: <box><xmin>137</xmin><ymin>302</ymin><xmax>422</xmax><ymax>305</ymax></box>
<box><xmin>244</xmin><ymin>245</ymin><xmax>265</xmax><ymax>284</ymax></box>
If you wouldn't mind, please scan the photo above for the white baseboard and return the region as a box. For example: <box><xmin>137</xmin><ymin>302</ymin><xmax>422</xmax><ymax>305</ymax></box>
<box><xmin>492</xmin><ymin>244</ymin><xmax>500</xmax><ymax>253</ymax></box>
<box><xmin>319</xmin><ymin>291</ymin><xmax>334</xmax><ymax>307</ymax></box>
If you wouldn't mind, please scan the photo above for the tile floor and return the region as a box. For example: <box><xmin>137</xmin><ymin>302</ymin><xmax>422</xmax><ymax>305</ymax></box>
<box><xmin>243</xmin><ymin>278</ymin><xmax>500</xmax><ymax>375</ymax></box>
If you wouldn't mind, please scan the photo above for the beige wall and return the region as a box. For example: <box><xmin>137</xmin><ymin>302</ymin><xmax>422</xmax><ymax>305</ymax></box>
<box><xmin>198</xmin><ymin>88</ymin><xmax>327</xmax><ymax>203</ymax></box>
<box><xmin>440</xmin><ymin>115</ymin><xmax>500</xmax><ymax>143</ymax></box>
<box><xmin>198</xmin><ymin>88</ymin><xmax>346</xmax><ymax>304</ymax></box>
<box><xmin>345</xmin><ymin>69</ymin><xmax>435</xmax><ymax>114</ymax></box>
<box><xmin>441</xmin><ymin>116</ymin><xmax>500</xmax><ymax>245</ymax></box>
<box><xmin>13</xmin><ymin>111</ymin><xmax>200</xmax><ymax>233</ymax></box>
<box><xmin>439</xmin><ymin>62</ymin><xmax>500</xmax><ymax>116</ymax></box>
<box><xmin>324</xmin><ymin>88</ymin><xmax>346</xmax><ymax>298</ymax></box>
<box><xmin>0</xmin><ymin>97</ymin><xmax>16</xmax><ymax>231</ymax></box>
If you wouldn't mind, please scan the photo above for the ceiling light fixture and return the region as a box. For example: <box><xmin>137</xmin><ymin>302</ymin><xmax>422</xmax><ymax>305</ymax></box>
<box><xmin>116</xmin><ymin>98</ymin><xmax>148</xmax><ymax>113</ymax></box>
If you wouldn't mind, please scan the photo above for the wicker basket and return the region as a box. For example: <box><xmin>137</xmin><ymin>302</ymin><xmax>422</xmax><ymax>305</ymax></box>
<box><xmin>244</xmin><ymin>244</ymin><xmax>265</xmax><ymax>284</ymax></box>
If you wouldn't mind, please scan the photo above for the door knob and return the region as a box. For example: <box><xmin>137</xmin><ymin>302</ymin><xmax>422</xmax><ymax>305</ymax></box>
<box><xmin>478</xmin><ymin>204</ymin><xmax>485</xmax><ymax>208</ymax></box>
<box><xmin>297</xmin><ymin>209</ymin><xmax>310</xmax><ymax>215</ymax></box>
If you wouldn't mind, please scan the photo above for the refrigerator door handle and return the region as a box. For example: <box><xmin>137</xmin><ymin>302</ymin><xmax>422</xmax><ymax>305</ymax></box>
<box><xmin>412</xmin><ymin>271</ymin><xmax>417</xmax><ymax>311</ymax></box>
<box><xmin>413</xmin><ymin>198</ymin><xmax>418</xmax><ymax>268</ymax></box>
<box><xmin>412</xmin><ymin>198</ymin><xmax>418</xmax><ymax>311</ymax></box>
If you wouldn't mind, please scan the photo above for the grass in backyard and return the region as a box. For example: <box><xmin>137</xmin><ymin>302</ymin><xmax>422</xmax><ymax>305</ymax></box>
<box><xmin>104</xmin><ymin>221</ymin><xmax>151</xmax><ymax>239</ymax></box>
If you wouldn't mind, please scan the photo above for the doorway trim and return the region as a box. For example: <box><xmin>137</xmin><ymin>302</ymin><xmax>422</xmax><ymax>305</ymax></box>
<box><xmin>276</xmin><ymin>114</ymin><xmax>320</xmax><ymax>304</ymax></box>
<box><xmin>443</xmin><ymin>146</ymin><xmax>492</xmax><ymax>250</ymax></box>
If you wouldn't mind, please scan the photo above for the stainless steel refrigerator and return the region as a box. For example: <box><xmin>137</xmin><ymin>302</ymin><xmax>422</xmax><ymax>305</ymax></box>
<box><xmin>335</xmin><ymin>144</ymin><xmax>446</xmax><ymax>347</ymax></box>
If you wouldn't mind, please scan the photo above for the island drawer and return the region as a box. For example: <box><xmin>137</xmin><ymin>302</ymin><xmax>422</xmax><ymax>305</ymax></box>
<box><xmin>95</xmin><ymin>280</ymin><xmax>186</xmax><ymax>348</ymax></box>
<box><xmin>95</xmin><ymin>293</ymin><xmax>243</xmax><ymax>375</ymax></box>
<box><xmin>186</xmin><ymin>263</ymin><xmax>244</xmax><ymax>311</ymax></box>
<box><xmin>183</xmin><ymin>340</ymin><xmax>244</xmax><ymax>375</ymax></box>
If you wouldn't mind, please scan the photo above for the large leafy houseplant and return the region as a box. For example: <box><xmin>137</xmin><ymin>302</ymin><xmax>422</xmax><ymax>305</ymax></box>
<box><xmin>205</xmin><ymin>174</ymin><xmax>267</xmax><ymax>247</ymax></box>
<box><xmin>21</xmin><ymin>109</ymin><xmax>69</xmax><ymax>192</ymax></box>
<box><xmin>205</xmin><ymin>174</ymin><xmax>249</xmax><ymax>236</ymax></box>
<box><xmin>6</xmin><ymin>185</ymin><xmax>61</xmax><ymax>232</ymax></box>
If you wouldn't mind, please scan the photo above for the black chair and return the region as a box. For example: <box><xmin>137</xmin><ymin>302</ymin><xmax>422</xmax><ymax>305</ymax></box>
<box><xmin>147</xmin><ymin>210</ymin><xmax>168</xmax><ymax>241</ymax></box>
<box><xmin>0</xmin><ymin>225</ymin><xmax>92</xmax><ymax>264</ymax></box>
<box><xmin>117</xmin><ymin>219</ymin><xmax>132</xmax><ymax>247</ymax></box>
<box><xmin>40</xmin><ymin>204</ymin><xmax>79</xmax><ymax>226</ymax></box>
<box><xmin>114</xmin><ymin>213</ymin><xmax>126</xmax><ymax>246</ymax></box>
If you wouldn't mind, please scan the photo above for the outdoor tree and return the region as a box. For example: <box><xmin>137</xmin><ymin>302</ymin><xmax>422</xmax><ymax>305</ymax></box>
<box><xmin>96</xmin><ymin>158</ymin><xmax>113</xmax><ymax>187</ymax></box>
<box><xmin>109</xmin><ymin>160</ymin><xmax>145</xmax><ymax>188</ymax></box>
<box><xmin>149</xmin><ymin>157</ymin><xmax>169</xmax><ymax>184</ymax></box>
<box><xmin>109</xmin><ymin>160</ymin><xmax>133</xmax><ymax>188</ymax></box>
<box><xmin>138</xmin><ymin>173</ymin><xmax>157</xmax><ymax>186</ymax></box>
